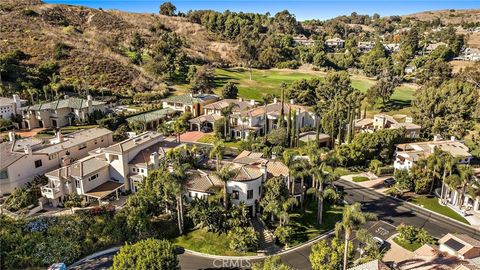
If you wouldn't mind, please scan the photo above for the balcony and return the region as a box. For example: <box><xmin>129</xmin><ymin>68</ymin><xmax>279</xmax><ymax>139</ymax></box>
<box><xmin>41</xmin><ymin>185</ymin><xmax>62</xmax><ymax>199</ymax></box>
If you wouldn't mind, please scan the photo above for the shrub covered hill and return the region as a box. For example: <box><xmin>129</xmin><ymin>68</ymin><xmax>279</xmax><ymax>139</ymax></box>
<box><xmin>0</xmin><ymin>0</ymin><xmax>236</xmax><ymax>94</ymax></box>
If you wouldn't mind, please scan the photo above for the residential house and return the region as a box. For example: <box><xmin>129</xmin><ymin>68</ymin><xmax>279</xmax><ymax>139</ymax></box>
<box><xmin>298</xmin><ymin>131</ymin><xmax>331</xmax><ymax>147</ymax></box>
<box><xmin>161</xmin><ymin>93</ymin><xmax>219</xmax><ymax>117</ymax></box>
<box><xmin>40</xmin><ymin>131</ymin><xmax>180</xmax><ymax>206</ymax></box>
<box><xmin>21</xmin><ymin>95</ymin><xmax>106</xmax><ymax>129</ymax></box>
<box><xmin>464</xmin><ymin>48</ymin><xmax>480</xmax><ymax>61</ymax></box>
<box><xmin>189</xmin><ymin>98</ymin><xmax>255</xmax><ymax>131</ymax></box>
<box><xmin>394</xmin><ymin>136</ymin><xmax>472</xmax><ymax>171</ymax></box>
<box><xmin>293</xmin><ymin>35</ymin><xmax>315</xmax><ymax>46</ymax></box>
<box><xmin>425</xmin><ymin>42</ymin><xmax>448</xmax><ymax>54</ymax></box>
<box><xmin>126</xmin><ymin>108</ymin><xmax>176</xmax><ymax>130</ymax></box>
<box><xmin>354</xmin><ymin>114</ymin><xmax>421</xmax><ymax>138</ymax></box>
<box><xmin>384</xmin><ymin>43</ymin><xmax>400</xmax><ymax>52</ymax></box>
<box><xmin>325</xmin><ymin>37</ymin><xmax>345</xmax><ymax>49</ymax></box>
<box><xmin>443</xmin><ymin>168</ymin><xmax>480</xmax><ymax>217</ymax></box>
<box><xmin>0</xmin><ymin>95</ymin><xmax>24</xmax><ymax>120</ymax></box>
<box><xmin>348</xmin><ymin>259</ymin><xmax>389</xmax><ymax>270</ymax></box>
<box><xmin>0</xmin><ymin>128</ymin><xmax>113</xmax><ymax>196</ymax></box>
<box><xmin>358</xmin><ymin>41</ymin><xmax>374</xmax><ymax>53</ymax></box>
<box><xmin>230</xmin><ymin>99</ymin><xmax>317</xmax><ymax>139</ymax></box>
<box><xmin>184</xmin><ymin>151</ymin><xmax>293</xmax><ymax>217</ymax></box>
<box><xmin>439</xmin><ymin>234</ymin><xmax>480</xmax><ymax>260</ymax></box>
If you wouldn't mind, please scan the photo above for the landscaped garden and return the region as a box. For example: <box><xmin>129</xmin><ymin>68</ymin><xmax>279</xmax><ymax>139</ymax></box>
<box><xmin>409</xmin><ymin>196</ymin><xmax>469</xmax><ymax>224</ymax></box>
<box><xmin>289</xmin><ymin>201</ymin><xmax>344</xmax><ymax>246</ymax></box>
<box><xmin>197</xmin><ymin>134</ymin><xmax>243</xmax><ymax>148</ymax></box>
<box><xmin>393</xmin><ymin>224</ymin><xmax>436</xmax><ymax>252</ymax></box>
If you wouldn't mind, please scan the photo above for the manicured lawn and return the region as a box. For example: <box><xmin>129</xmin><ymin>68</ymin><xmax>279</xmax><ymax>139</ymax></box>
<box><xmin>212</xmin><ymin>68</ymin><xmax>415</xmax><ymax>103</ymax></box>
<box><xmin>409</xmin><ymin>196</ymin><xmax>469</xmax><ymax>224</ymax></box>
<box><xmin>289</xmin><ymin>201</ymin><xmax>344</xmax><ymax>246</ymax></box>
<box><xmin>174</xmin><ymin>228</ymin><xmax>255</xmax><ymax>256</ymax></box>
<box><xmin>197</xmin><ymin>134</ymin><xmax>243</xmax><ymax>148</ymax></box>
<box><xmin>393</xmin><ymin>236</ymin><xmax>423</xmax><ymax>252</ymax></box>
<box><xmin>334</xmin><ymin>167</ymin><xmax>356</xmax><ymax>176</ymax></box>
<box><xmin>352</xmin><ymin>176</ymin><xmax>370</xmax><ymax>183</ymax></box>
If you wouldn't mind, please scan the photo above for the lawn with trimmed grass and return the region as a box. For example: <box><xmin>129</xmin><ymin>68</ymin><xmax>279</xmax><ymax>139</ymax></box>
<box><xmin>352</xmin><ymin>176</ymin><xmax>370</xmax><ymax>183</ymax></box>
<box><xmin>393</xmin><ymin>236</ymin><xmax>423</xmax><ymax>252</ymax></box>
<box><xmin>211</xmin><ymin>68</ymin><xmax>415</xmax><ymax>104</ymax></box>
<box><xmin>289</xmin><ymin>201</ymin><xmax>344</xmax><ymax>246</ymax></box>
<box><xmin>174</xmin><ymin>228</ymin><xmax>255</xmax><ymax>256</ymax></box>
<box><xmin>197</xmin><ymin>134</ymin><xmax>243</xmax><ymax>148</ymax></box>
<box><xmin>409</xmin><ymin>196</ymin><xmax>469</xmax><ymax>224</ymax></box>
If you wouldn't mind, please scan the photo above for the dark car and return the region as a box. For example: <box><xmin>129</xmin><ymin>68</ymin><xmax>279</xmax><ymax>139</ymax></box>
<box><xmin>383</xmin><ymin>177</ymin><xmax>396</xmax><ymax>187</ymax></box>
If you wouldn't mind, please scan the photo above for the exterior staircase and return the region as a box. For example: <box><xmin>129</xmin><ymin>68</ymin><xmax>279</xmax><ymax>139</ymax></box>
<box><xmin>250</xmin><ymin>217</ymin><xmax>280</xmax><ymax>255</ymax></box>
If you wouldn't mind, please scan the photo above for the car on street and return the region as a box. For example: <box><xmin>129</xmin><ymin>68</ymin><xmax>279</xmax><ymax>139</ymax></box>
<box><xmin>383</xmin><ymin>177</ymin><xmax>395</xmax><ymax>187</ymax></box>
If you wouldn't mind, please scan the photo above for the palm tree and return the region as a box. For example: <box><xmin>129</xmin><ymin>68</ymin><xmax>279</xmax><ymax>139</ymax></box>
<box><xmin>213</xmin><ymin>165</ymin><xmax>235</xmax><ymax>210</ymax></box>
<box><xmin>261</xmin><ymin>95</ymin><xmax>270</xmax><ymax>142</ymax></box>
<box><xmin>282</xmin><ymin>150</ymin><xmax>296</xmax><ymax>195</ymax></box>
<box><xmin>220</xmin><ymin>103</ymin><xmax>239</xmax><ymax>141</ymax></box>
<box><xmin>27</xmin><ymin>87</ymin><xmax>38</xmax><ymax>104</ymax></box>
<box><xmin>170</xmin><ymin>163</ymin><xmax>191</xmax><ymax>234</ymax></box>
<box><xmin>336</xmin><ymin>203</ymin><xmax>377</xmax><ymax>270</ymax></box>
<box><xmin>278</xmin><ymin>196</ymin><xmax>297</xmax><ymax>226</ymax></box>
<box><xmin>440</xmin><ymin>153</ymin><xmax>456</xmax><ymax>204</ymax></box>
<box><xmin>427</xmin><ymin>147</ymin><xmax>443</xmax><ymax>194</ymax></box>
<box><xmin>457</xmin><ymin>164</ymin><xmax>474</xmax><ymax>208</ymax></box>
<box><xmin>310</xmin><ymin>165</ymin><xmax>328</xmax><ymax>225</ymax></box>
<box><xmin>209</xmin><ymin>139</ymin><xmax>225</xmax><ymax>170</ymax></box>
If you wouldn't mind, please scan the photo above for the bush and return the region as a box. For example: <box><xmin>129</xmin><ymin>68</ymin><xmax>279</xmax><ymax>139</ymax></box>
<box><xmin>53</xmin><ymin>42</ymin><xmax>71</xmax><ymax>60</ymax></box>
<box><xmin>376</xmin><ymin>166</ymin><xmax>394</xmax><ymax>176</ymax></box>
<box><xmin>112</xmin><ymin>238</ymin><xmax>179</xmax><ymax>270</ymax></box>
<box><xmin>274</xmin><ymin>225</ymin><xmax>293</xmax><ymax>246</ymax></box>
<box><xmin>368</xmin><ymin>159</ymin><xmax>383</xmax><ymax>172</ymax></box>
<box><xmin>275</xmin><ymin>60</ymin><xmax>301</xmax><ymax>69</ymax></box>
<box><xmin>415</xmin><ymin>176</ymin><xmax>431</xmax><ymax>194</ymax></box>
<box><xmin>397</xmin><ymin>224</ymin><xmax>434</xmax><ymax>245</ymax></box>
<box><xmin>133</xmin><ymin>90</ymin><xmax>168</xmax><ymax>103</ymax></box>
<box><xmin>228</xmin><ymin>226</ymin><xmax>258</xmax><ymax>252</ymax></box>
<box><xmin>22</xmin><ymin>9</ymin><xmax>37</xmax><ymax>16</ymax></box>
<box><xmin>4</xmin><ymin>187</ymin><xmax>37</xmax><ymax>212</ymax></box>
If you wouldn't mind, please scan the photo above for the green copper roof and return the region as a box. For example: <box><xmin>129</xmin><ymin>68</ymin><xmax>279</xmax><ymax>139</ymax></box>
<box><xmin>126</xmin><ymin>108</ymin><xmax>176</xmax><ymax>123</ymax></box>
<box><xmin>162</xmin><ymin>94</ymin><xmax>218</xmax><ymax>105</ymax></box>
<box><xmin>22</xmin><ymin>97</ymin><xmax>105</xmax><ymax>111</ymax></box>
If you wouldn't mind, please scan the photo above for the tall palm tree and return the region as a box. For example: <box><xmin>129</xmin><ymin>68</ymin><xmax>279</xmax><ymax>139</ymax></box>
<box><xmin>209</xmin><ymin>139</ymin><xmax>225</xmax><ymax>170</ymax></box>
<box><xmin>336</xmin><ymin>203</ymin><xmax>377</xmax><ymax>270</ymax></box>
<box><xmin>457</xmin><ymin>164</ymin><xmax>474</xmax><ymax>208</ymax></box>
<box><xmin>282</xmin><ymin>150</ymin><xmax>296</xmax><ymax>194</ymax></box>
<box><xmin>170</xmin><ymin>163</ymin><xmax>191</xmax><ymax>235</ymax></box>
<box><xmin>440</xmin><ymin>153</ymin><xmax>456</xmax><ymax>204</ymax></box>
<box><xmin>213</xmin><ymin>165</ymin><xmax>235</xmax><ymax>210</ymax></box>
<box><xmin>220</xmin><ymin>103</ymin><xmax>239</xmax><ymax>141</ymax></box>
<box><xmin>262</xmin><ymin>95</ymin><xmax>270</xmax><ymax>142</ymax></box>
<box><xmin>309</xmin><ymin>165</ymin><xmax>327</xmax><ymax>225</ymax></box>
<box><xmin>427</xmin><ymin>147</ymin><xmax>443</xmax><ymax>194</ymax></box>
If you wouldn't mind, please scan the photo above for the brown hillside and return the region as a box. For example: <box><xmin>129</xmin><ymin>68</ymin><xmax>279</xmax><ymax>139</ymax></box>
<box><xmin>0</xmin><ymin>0</ymin><xmax>235</xmax><ymax>93</ymax></box>
<box><xmin>403</xmin><ymin>9</ymin><xmax>480</xmax><ymax>25</ymax></box>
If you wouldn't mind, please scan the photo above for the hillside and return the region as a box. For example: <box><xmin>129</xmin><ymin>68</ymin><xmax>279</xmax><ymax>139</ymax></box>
<box><xmin>403</xmin><ymin>9</ymin><xmax>480</xmax><ymax>24</ymax></box>
<box><xmin>0</xmin><ymin>0</ymin><xmax>235</xmax><ymax>93</ymax></box>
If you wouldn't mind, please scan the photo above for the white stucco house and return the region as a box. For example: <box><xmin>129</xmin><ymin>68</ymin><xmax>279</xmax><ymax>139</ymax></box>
<box><xmin>0</xmin><ymin>95</ymin><xmax>24</xmax><ymax>120</ymax></box>
<box><xmin>354</xmin><ymin>114</ymin><xmax>421</xmax><ymax>138</ymax></box>
<box><xmin>161</xmin><ymin>93</ymin><xmax>219</xmax><ymax>117</ymax></box>
<box><xmin>0</xmin><ymin>128</ymin><xmax>113</xmax><ymax>196</ymax></box>
<box><xmin>40</xmin><ymin>131</ymin><xmax>180</xmax><ymax>206</ymax></box>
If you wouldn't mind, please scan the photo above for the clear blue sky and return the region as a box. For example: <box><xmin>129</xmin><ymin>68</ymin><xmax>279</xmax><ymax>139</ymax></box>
<box><xmin>45</xmin><ymin>0</ymin><xmax>479</xmax><ymax>21</ymax></box>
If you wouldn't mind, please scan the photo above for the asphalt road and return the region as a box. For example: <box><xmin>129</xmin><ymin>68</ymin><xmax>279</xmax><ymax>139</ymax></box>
<box><xmin>70</xmin><ymin>179</ymin><xmax>479</xmax><ymax>270</ymax></box>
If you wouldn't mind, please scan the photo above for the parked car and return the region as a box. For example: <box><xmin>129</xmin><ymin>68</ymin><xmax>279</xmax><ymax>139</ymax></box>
<box><xmin>48</xmin><ymin>263</ymin><xmax>67</xmax><ymax>270</ymax></box>
<box><xmin>373</xmin><ymin>236</ymin><xmax>385</xmax><ymax>249</ymax></box>
<box><xmin>383</xmin><ymin>177</ymin><xmax>395</xmax><ymax>187</ymax></box>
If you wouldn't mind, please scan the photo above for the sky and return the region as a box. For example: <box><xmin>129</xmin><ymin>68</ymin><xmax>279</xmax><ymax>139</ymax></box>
<box><xmin>45</xmin><ymin>0</ymin><xmax>479</xmax><ymax>21</ymax></box>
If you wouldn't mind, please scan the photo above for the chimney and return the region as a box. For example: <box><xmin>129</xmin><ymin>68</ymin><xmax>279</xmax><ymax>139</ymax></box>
<box><xmin>260</xmin><ymin>162</ymin><xmax>268</xmax><ymax>181</ymax></box>
<box><xmin>405</xmin><ymin>116</ymin><xmax>413</xmax><ymax>123</ymax></box>
<box><xmin>12</xmin><ymin>94</ymin><xmax>21</xmax><ymax>113</ymax></box>
<box><xmin>56</xmin><ymin>130</ymin><xmax>63</xmax><ymax>142</ymax></box>
<box><xmin>290</xmin><ymin>99</ymin><xmax>295</xmax><ymax>104</ymax></box>
<box><xmin>189</xmin><ymin>93</ymin><xmax>193</xmax><ymax>97</ymax></box>
<box><xmin>433</xmin><ymin>135</ymin><xmax>441</xmax><ymax>142</ymax></box>
<box><xmin>24</xmin><ymin>145</ymin><xmax>32</xmax><ymax>155</ymax></box>
<box><xmin>8</xmin><ymin>131</ymin><xmax>15</xmax><ymax>142</ymax></box>
<box><xmin>273</xmin><ymin>97</ymin><xmax>278</xmax><ymax>104</ymax></box>
<box><xmin>86</xmin><ymin>95</ymin><xmax>93</xmax><ymax>111</ymax></box>
<box><xmin>250</xmin><ymin>99</ymin><xmax>255</xmax><ymax>106</ymax></box>
<box><xmin>150</xmin><ymin>152</ymin><xmax>159</xmax><ymax>169</ymax></box>
<box><xmin>450</xmin><ymin>136</ymin><xmax>456</xmax><ymax>142</ymax></box>
<box><xmin>238</xmin><ymin>97</ymin><xmax>243</xmax><ymax>102</ymax></box>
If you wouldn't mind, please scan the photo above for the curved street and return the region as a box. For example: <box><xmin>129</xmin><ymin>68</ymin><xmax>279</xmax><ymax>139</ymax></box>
<box><xmin>71</xmin><ymin>178</ymin><xmax>480</xmax><ymax>270</ymax></box>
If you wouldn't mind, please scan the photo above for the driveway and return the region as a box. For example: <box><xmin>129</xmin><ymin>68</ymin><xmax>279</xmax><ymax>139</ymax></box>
<box><xmin>179</xmin><ymin>131</ymin><xmax>207</xmax><ymax>143</ymax></box>
<box><xmin>341</xmin><ymin>173</ymin><xmax>391</xmax><ymax>194</ymax></box>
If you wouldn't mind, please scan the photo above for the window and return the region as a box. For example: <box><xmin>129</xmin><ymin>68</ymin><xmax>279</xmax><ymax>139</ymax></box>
<box><xmin>189</xmin><ymin>192</ymin><xmax>192</xmax><ymax>198</ymax></box>
<box><xmin>258</xmin><ymin>186</ymin><xmax>261</xmax><ymax>196</ymax></box>
<box><xmin>132</xmin><ymin>168</ymin><xmax>136</xmax><ymax>172</ymax></box>
<box><xmin>247</xmin><ymin>189</ymin><xmax>253</xmax><ymax>199</ymax></box>
<box><xmin>78</xmin><ymin>143</ymin><xmax>87</xmax><ymax>150</ymax></box>
<box><xmin>75</xmin><ymin>179</ymin><xmax>80</xmax><ymax>188</ymax></box>
<box><xmin>141</xmin><ymin>169</ymin><xmax>144</xmax><ymax>173</ymax></box>
<box><xmin>0</xmin><ymin>170</ymin><xmax>8</xmax><ymax>180</ymax></box>
<box><xmin>111</xmin><ymin>155</ymin><xmax>119</xmax><ymax>161</ymax></box>
<box><xmin>48</xmin><ymin>154</ymin><xmax>57</xmax><ymax>160</ymax></box>
<box><xmin>34</xmin><ymin>160</ymin><xmax>42</xmax><ymax>168</ymax></box>
<box><xmin>232</xmin><ymin>190</ymin><xmax>239</xmax><ymax>200</ymax></box>
<box><xmin>88</xmin><ymin>173</ymin><xmax>98</xmax><ymax>182</ymax></box>
<box><xmin>94</xmin><ymin>139</ymin><xmax>97</xmax><ymax>145</ymax></box>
